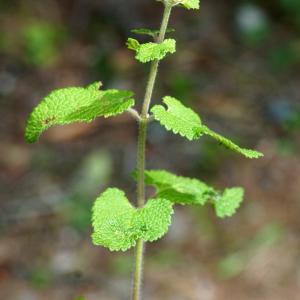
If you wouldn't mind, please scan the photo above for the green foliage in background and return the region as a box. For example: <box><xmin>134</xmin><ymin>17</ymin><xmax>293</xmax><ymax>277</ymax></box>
<box><xmin>218</xmin><ymin>223</ymin><xmax>284</xmax><ymax>278</ymax></box>
<box><xmin>22</xmin><ymin>22</ymin><xmax>66</xmax><ymax>67</ymax></box>
<box><xmin>0</xmin><ymin>20</ymin><xmax>67</xmax><ymax>67</ymax></box>
<box><xmin>279</xmin><ymin>0</ymin><xmax>300</xmax><ymax>29</ymax></box>
<box><xmin>236</xmin><ymin>4</ymin><xmax>271</xmax><ymax>46</ymax></box>
<box><xmin>29</xmin><ymin>268</ymin><xmax>52</xmax><ymax>290</ymax></box>
<box><xmin>268</xmin><ymin>41</ymin><xmax>300</xmax><ymax>72</ymax></box>
<box><xmin>74</xmin><ymin>297</ymin><xmax>86</xmax><ymax>300</ymax></box>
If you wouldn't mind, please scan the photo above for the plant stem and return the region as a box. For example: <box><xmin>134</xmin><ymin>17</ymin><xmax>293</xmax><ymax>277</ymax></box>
<box><xmin>132</xmin><ymin>3</ymin><xmax>173</xmax><ymax>300</ymax></box>
<box><xmin>136</xmin><ymin>120</ymin><xmax>147</xmax><ymax>208</ymax></box>
<box><xmin>132</xmin><ymin>238</ymin><xmax>144</xmax><ymax>300</ymax></box>
<box><xmin>127</xmin><ymin>108</ymin><xmax>142</xmax><ymax>122</ymax></box>
<box><xmin>141</xmin><ymin>3</ymin><xmax>173</xmax><ymax>117</ymax></box>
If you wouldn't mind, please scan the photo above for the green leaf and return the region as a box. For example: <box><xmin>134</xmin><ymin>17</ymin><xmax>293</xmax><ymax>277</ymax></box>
<box><xmin>127</xmin><ymin>38</ymin><xmax>176</xmax><ymax>63</ymax></box>
<box><xmin>136</xmin><ymin>198</ymin><xmax>173</xmax><ymax>242</ymax></box>
<box><xmin>131</xmin><ymin>28</ymin><xmax>175</xmax><ymax>38</ymax></box>
<box><xmin>143</xmin><ymin>169</ymin><xmax>245</xmax><ymax>218</ymax></box>
<box><xmin>137</xmin><ymin>39</ymin><xmax>176</xmax><ymax>63</ymax></box>
<box><xmin>201</xmin><ymin>126</ymin><xmax>264</xmax><ymax>159</ymax></box>
<box><xmin>64</xmin><ymin>90</ymin><xmax>134</xmax><ymax>122</ymax></box>
<box><xmin>178</xmin><ymin>0</ymin><xmax>200</xmax><ymax>10</ymax></box>
<box><xmin>92</xmin><ymin>188</ymin><xmax>137</xmax><ymax>251</ymax></box>
<box><xmin>214</xmin><ymin>188</ymin><xmax>244</xmax><ymax>218</ymax></box>
<box><xmin>151</xmin><ymin>96</ymin><xmax>202</xmax><ymax>140</ymax></box>
<box><xmin>151</xmin><ymin>96</ymin><xmax>263</xmax><ymax>158</ymax></box>
<box><xmin>91</xmin><ymin>188</ymin><xmax>173</xmax><ymax>251</ymax></box>
<box><xmin>126</xmin><ymin>38</ymin><xmax>140</xmax><ymax>50</ymax></box>
<box><xmin>25</xmin><ymin>82</ymin><xmax>134</xmax><ymax>143</ymax></box>
<box><xmin>144</xmin><ymin>169</ymin><xmax>216</xmax><ymax>205</ymax></box>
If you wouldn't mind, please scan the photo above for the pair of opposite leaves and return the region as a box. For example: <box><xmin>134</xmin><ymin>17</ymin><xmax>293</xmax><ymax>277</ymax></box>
<box><xmin>25</xmin><ymin>82</ymin><xmax>263</xmax><ymax>159</ymax></box>
<box><xmin>91</xmin><ymin>170</ymin><xmax>245</xmax><ymax>251</ymax></box>
<box><xmin>126</xmin><ymin>0</ymin><xmax>199</xmax><ymax>62</ymax></box>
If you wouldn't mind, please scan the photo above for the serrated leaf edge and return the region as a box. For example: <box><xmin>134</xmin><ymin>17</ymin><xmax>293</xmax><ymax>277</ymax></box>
<box><xmin>91</xmin><ymin>188</ymin><xmax>174</xmax><ymax>251</ymax></box>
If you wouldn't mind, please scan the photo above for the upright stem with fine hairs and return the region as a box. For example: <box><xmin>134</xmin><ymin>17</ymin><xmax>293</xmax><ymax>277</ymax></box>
<box><xmin>141</xmin><ymin>4</ymin><xmax>173</xmax><ymax>118</ymax></box>
<box><xmin>132</xmin><ymin>3</ymin><xmax>173</xmax><ymax>300</ymax></box>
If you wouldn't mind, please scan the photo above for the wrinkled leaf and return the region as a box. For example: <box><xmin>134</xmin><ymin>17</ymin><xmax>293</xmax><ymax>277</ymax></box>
<box><xmin>25</xmin><ymin>82</ymin><xmax>134</xmax><ymax>143</ymax></box>
<box><xmin>92</xmin><ymin>188</ymin><xmax>173</xmax><ymax>251</ymax></box>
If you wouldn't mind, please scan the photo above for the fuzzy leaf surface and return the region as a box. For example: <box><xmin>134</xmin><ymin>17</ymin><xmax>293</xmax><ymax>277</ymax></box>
<box><xmin>201</xmin><ymin>126</ymin><xmax>264</xmax><ymax>159</ymax></box>
<box><xmin>144</xmin><ymin>169</ymin><xmax>245</xmax><ymax>218</ymax></box>
<box><xmin>64</xmin><ymin>90</ymin><xmax>134</xmax><ymax>122</ymax></box>
<box><xmin>152</xmin><ymin>96</ymin><xmax>263</xmax><ymax>158</ymax></box>
<box><xmin>136</xmin><ymin>198</ymin><xmax>173</xmax><ymax>241</ymax></box>
<box><xmin>91</xmin><ymin>188</ymin><xmax>137</xmax><ymax>251</ymax></box>
<box><xmin>91</xmin><ymin>188</ymin><xmax>173</xmax><ymax>251</ymax></box>
<box><xmin>214</xmin><ymin>188</ymin><xmax>244</xmax><ymax>218</ymax></box>
<box><xmin>151</xmin><ymin>96</ymin><xmax>202</xmax><ymax>140</ymax></box>
<box><xmin>127</xmin><ymin>38</ymin><xmax>176</xmax><ymax>63</ymax></box>
<box><xmin>144</xmin><ymin>169</ymin><xmax>216</xmax><ymax>205</ymax></box>
<box><xmin>25</xmin><ymin>82</ymin><xmax>134</xmax><ymax>143</ymax></box>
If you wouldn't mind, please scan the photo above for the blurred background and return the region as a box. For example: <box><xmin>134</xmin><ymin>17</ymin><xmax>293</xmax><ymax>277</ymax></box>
<box><xmin>0</xmin><ymin>0</ymin><xmax>300</xmax><ymax>299</ymax></box>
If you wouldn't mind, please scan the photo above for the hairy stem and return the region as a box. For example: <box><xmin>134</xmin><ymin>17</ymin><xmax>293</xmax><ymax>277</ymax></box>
<box><xmin>132</xmin><ymin>3</ymin><xmax>173</xmax><ymax>300</ymax></box>
<box><xmin>136</xmin><ymin>120</ymin><xmax>147</xmax><ymax>207</ymax></box>
<box><xmin>141</xmin><ymin>3</ymin><xmax>172</xmax><ymax>117</ymax></box>
<box><xmin>132</xmin><ymin>239</ymin><xmax>144</xmax><ymax>300</ymax></box>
